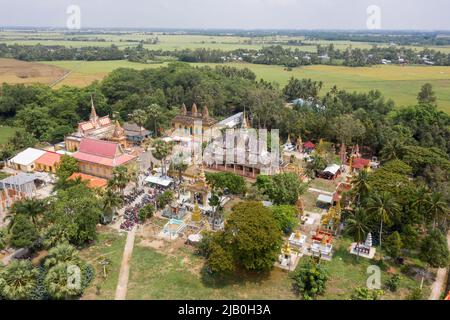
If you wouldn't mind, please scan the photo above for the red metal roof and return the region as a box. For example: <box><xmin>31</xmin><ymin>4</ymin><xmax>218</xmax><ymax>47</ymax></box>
<box><xmin>303</xmin><ymin>141</ymin><xmax>315</xmax><ymax>148</ymax></box>
<box><xmin>35</xmin><ymin>151</ymin><xmax>62</xmax><ymax>167</ymax></box>
<box><xmin>73</xmin><ymin>138</ymin><xmax>136</xmax><ymax>167</ymax></box>
<box><xmin>352</xmin><ymin>158</ymin><xmax>371</xmax><ymax>169</ymax></box>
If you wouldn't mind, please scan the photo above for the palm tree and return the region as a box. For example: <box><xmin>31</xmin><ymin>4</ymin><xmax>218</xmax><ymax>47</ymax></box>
<box><xmin>101</xmin><ymin>188</ymin><xmax>123</xmax><ymax>223</ymax></box>
<box><xmin>44</xmin><ymin>243</ymin><xmax>80</xmax><ymax>269</ymax></box>
<box><xmin>146</xmin><ymin>104</ymin><xmax>163</xmax><ymax>136</ymax></box>
<box><xmin>350</xmin><ymin>170</ymin><xmax>371</xmax><ymax>205</ymax></box>
<box><xmin>367</xmin><ymin>192</ymin><xmax>400</xmax><ymax>249</ymax></box>
<box><xmin>425</xmin><ymin>192</ymin><xmax>448</xmax><ymax>230</ymax></box>
<box><xmin>411</xmin><ymin>184</ymin><xmax>431</xmax><ymax>224</ymax></box>
<box><xmin>4</xmin><ymin>199</ymin><xmax>46</xmax><ymax>232</ymax></box>
<box><xmin>345</xmin><ymin>207</ymin><xmax>370</xmax><ymax>245</ymax></box>
<box><xmin>108</xmin><ymin>166</ymin><xmax>130</xmax><ymax>196</ymax></box>
<box><xmin>0</xmin><ymin>260</ymin><xmax>39</xmax><ymax>300</ymax></box>
<box><xmin>152</xmin><ymin>139</ymin><xmax>173</xmax><ymax>177</ymax></box>
<box><xmin>380</xmin><ymin>138</ymin><xmax>405</xmax><ymax>162</ymax></box>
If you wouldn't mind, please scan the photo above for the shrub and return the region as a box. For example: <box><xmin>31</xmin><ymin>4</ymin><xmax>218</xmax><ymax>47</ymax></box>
<box><xmin>292</xmin><ymin>259</ymin><xmax>328</xmax><ymax>300</ymax></box>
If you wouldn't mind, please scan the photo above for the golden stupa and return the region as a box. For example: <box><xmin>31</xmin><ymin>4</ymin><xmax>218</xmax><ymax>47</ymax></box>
<box><xmin>191</xmin><ymin>202</ymin><xmax>202</xmax><ymax>223</ymax></box>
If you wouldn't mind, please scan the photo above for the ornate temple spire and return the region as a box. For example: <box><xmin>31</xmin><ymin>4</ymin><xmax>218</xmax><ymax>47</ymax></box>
<box><xmin>112</xmin><ymin>120</ymin><xmax>124</xmax><ymax>138</ymax></box>
<box><xmin>241</xmin><ymin>110</ymin><xmax>249</xmax><ymax>129</ymax></box>
<box><xmin>180</xmin><ymin>103</ymin><xmax>187</xmax><ymax>115</ymax></box>
<box><xmin>202</xmin><ymin>105</ymin><xmax>209</xmax><ymax>119</ymax></box>
<box><xmin>191</xmin><ymin>103</ymin><xmax>198</xmax><ymax>116</ymax></box>
<box><xmin>198</xmin><ymin>163</ymin><xmax>207</xmax><ymax>186</ymax></box>
<box><xmin>90</xmin><ymin>96</ymin><xmax>98</xmax><ymax>122</ymax></box>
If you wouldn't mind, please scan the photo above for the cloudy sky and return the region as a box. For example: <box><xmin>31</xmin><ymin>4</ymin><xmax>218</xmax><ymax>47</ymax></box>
<box><xmin>0</xmin><ymin>0</ymin><xmax>449</xmax><ymax>30</ymax></box>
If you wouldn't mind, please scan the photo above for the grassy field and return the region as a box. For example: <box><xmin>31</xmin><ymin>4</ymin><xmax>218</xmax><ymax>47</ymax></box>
<box><xmin>123</xmin><ymin>235</ymin><xmax>429</xmax><ymax>300</ymax></box>
<box><xmin>196</xmin><ymin>63</ymin><xmax>450</xmax><ymax>113</ymax></box>
<box><xmin>0</xmin><ymin>126</ymin><xmax>17</xmax><ymax>144</ymax></box>
<box><xmin>80</xmin><ymin>229</ymin><xmax>127</xmax><ymax>300</ymax></box>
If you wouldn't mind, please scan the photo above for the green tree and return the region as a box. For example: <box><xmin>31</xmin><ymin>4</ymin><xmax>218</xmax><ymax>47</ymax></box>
<box><xmin>385</xmin><ymin>274</ymin><xmax>401</xmax><ymax>292</ymax></box>
<box><xmin>8</xmin><ymin>198</ymin><xmax>46</xmax><ymax>227</ymax></box>
<box><xmin>101</xmin><ymin>188</ymin><xmax>123</xmax><ymax>224</ymax></box>
<box><xmin>224</xmin><ymin>201</ymin><xmax>283</xmax><ymax>271</ymax></box>
<box><xmin>271</xmin><ymin>205</ymin><xmax>298</xmax><ymax>235</ymax></box>
<box><xmin>152</xmin><ymin>139</ymin><xmax>173</xmax><ymax>177</ymax></box>
<box><xmin>138</xmin><ymin>204</ymin><xmax>155</xmax><ymax>223</ymax></box>
<box><xmin>9</xmin><ymin>214</ymin><xmax>39</xmax><ymax>249</ymax></box>
<box><xmin>345</xmin><ymin>207</ymin><xmax>370</xmax><ymax>244</ymax></box>
<box><xmin>130</xmin><ymin>108</ymin><xmax>148</xmax><ymax>128</ymax></box>
<box><xmin>350</xmin><ymin>287</ymin><xmax>384</xmax><ymax>300</ymax></box>
<box><xmin>366</xmin><ymin>192</ymin><xmax>399</xmax><ymax>249</ymax></box>
<box><xmin>49</xmin><ymin>184</ymin><xmax>102</xmax><ymax>246</ymax></box>
<box><xmin>424</xmin><ymin>192</ymin><xmax>448</xmax><ymax>230</ymax></box>
<box><xmin>43</xmin><ymin>243</ymin><xmax>81</xmax><ymax>269</ymax></box>
<box><xmin>205</xmin><ymin>241</ymin><xmax>235</xmax><ymax>274</ymax></box>
<box><xmin>56</xmin><ymin>155</ymin><xmax>79</xmax><ymax>182</ymax></box>
<box><xmin>350</xmin><ymin>170</ymin><xmax>372</xmax><ymax>205</ymax></box>
<box><xmin>417</xmin><ymin>83</ymin><xmax>437</xmax><ymax>105</ymax></box>
<box><xmin>44</xmin><ymin>262</ymin><xmax>84</xmax><ymax>300</ymax></box>
<box><xmin>156</xmin><ymin>190</ymin><xmax>174</xmax><ymax>209</ymax></box>
<box><xmin>0</xmin><ymin>260</ymin><xmax>39</xmax><ymax>300</ymax></box>
<box><xmin>292</xmin><ymin>259</ymin><xmax>329</xmax><ymax>300</ymax></box>
<box><xmin>256</xmin><ymin>173</ymin><xmax>307</xmax><ymax>205</ymax></box>
<box><xmin>384</xmin><ymin>231</ymin><xmax>403</xmax><ymax>259</ymax></box>
<box><xmin>420</xmin><ymin>230</ymin><xmax>449</xmax><ymax>268</ymax></box>
<box><xmin>108</xmin><ymin>166</ymin><xmax>130</xmax><ymax>196</ymax></box>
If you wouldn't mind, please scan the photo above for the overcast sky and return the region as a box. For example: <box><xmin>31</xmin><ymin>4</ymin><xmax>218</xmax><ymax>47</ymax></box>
<box><xmin>1</xmin><ymin>0</ymin><xmax>449</xmax><ymax>30</ymax></box>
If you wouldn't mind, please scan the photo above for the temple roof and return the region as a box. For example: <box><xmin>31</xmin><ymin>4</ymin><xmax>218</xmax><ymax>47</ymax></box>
<box><xmin>172</xmin><ymin>103</ymin><xmax>217</xmax><ymax>127</ymax></box>
<box><xmin>73</xmin><ymin>138</ymin><xmax>136</xmax><ymax>167</ymax></box>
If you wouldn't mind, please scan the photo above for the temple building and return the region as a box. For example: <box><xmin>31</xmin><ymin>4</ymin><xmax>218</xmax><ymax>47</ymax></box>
<box><xmin>65</xmin><ymin>98</ymin><xmax>117</xmax><ymax>152</ymax></box>
<box><xmin>171</xmin><ymin>103</ymin><xmax>217</xmax><ymax>144</ymax></box>
<box><xmin>72</xmin><ymin>138</ymin><xmax>137</xmax><ymax>179</ymax></box>
<box><xmin>203</xmin><ymin>115</ymin><xmax>280</xmax><ymax>178</ymax></box>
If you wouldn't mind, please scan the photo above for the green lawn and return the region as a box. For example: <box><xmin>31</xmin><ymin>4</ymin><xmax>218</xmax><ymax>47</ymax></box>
<box><xmin>80</xmin><ymin>229</ymin><xmax>127</xmax><ymax>300</ymax></box>
<box><xmin>0</xmin><ymin>126</ymin><xmax>17</xmax><ymax>144</ymax></box>
<box><xmin>127</xmin><ymin>241</ymin><xmax>296</xmax><ymax>300</ymax></box>
<box><xmin>124</xmin><ymin>235</ymin><xmax>429</xmax><ymax>300</ymax></box>
<box><xmin>317</xmin><ymin>238</ymin><xmax>430</xmax><ymax>300</ymax></box>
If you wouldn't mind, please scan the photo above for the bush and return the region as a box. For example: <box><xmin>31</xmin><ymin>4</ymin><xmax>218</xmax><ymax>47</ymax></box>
<box><xmin>384</xmin><ymin>231</ymin><xmax>403</xmax><ymax>259</ymax></box>
<box><xmin>139</xmin><ymin>204</ymin><xmax>155</xmax><ymax>223</ymax></box>
<box><xmin>292</xmin><ymin>259</ymin><xmax>328</xmax><ymax>300</ymax></box>
<box><xmin>407</xmin><ymin>287</ymin><xmax>424</xmax><ymax>300</ymax></box>
<box><xmin>350</xmin><ymin>287</ymin><xmax>384</xmax><ymax>300</ymax></box>
<box><xmin>385</xmin><ymin>274</ymin><xmax>401</xmax><ymax>292</ymax></box>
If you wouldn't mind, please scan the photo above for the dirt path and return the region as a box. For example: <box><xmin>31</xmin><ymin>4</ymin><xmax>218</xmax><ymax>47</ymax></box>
<box><xmin>429</xmin><ymin>232</ymin><xmax>450</xmax><ymax>300</ymax></box>
<box><xmin>114</xmin><ymin>226</ymin><xmax>137</xmax><ymax>300</ymax></box>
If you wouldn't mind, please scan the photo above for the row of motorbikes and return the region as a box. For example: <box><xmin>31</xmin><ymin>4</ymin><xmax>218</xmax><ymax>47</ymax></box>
<box><xmin>119</xmin><ymin>190</ymin><xmax>159</xmax><ymax>231</ymax></box>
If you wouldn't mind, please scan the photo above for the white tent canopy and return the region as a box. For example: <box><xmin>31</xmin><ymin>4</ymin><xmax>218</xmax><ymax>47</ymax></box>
<box><xmin>145</xmin><ymin>175</ymin><xmax>173</xmax><ymax>187</ymax></box>
<box><xmin>323</xmin><ymin>164</ymin><xmax>340</xmax><ymax>175</ymax></box>
<box><xmin>317</xmin><ymin>194</ymin><xmax>333</xmax><ymax>204</ymax></box>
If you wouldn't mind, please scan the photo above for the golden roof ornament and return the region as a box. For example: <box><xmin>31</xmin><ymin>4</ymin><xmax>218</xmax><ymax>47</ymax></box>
<box><xmin>202</xmin><ymin>105</ymin><xmax>209</xmax><ymax>119</ymax></box>
<box><xmin>191</xmin><ymin>103</ymin><xmax>198</xmax><ymax>116</ymax></box>
<box><xmin>180</xmin><ymin>103</ymin><xmax>187</xmax><ymax>115</ymax></box>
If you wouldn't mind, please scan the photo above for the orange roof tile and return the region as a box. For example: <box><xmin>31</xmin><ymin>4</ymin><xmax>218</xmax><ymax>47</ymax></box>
<box><xmin>68</xmin><ymin>172</ymin><xmax>108</xmax><ymax>189</ymax></box>
<box><xmin>35</xmin><ymin>151</ymin><xmax>62</xmax><ymax>167</ymax></box>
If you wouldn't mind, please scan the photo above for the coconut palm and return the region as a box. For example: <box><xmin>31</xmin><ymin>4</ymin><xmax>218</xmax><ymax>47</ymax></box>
<box><xmin>380</xmin><ymin>138</ymin><xmax>405</xmax><ymax>162</ymax></box>
<box><xmin>130</xmin><ymin>109</ymin><xmax>148</xmax><ymax>128</ymax></box>
<box><xmin>350</xmin><ymin>170</ymin><xmax>371</xmax><ymax>205</ymax></box>
<box><xmin>411</xmin><ymin>184</ymin><xmax>431</xmax><ymax>223</ymax></box>
<box><xmin>146</xmin><ymin>103</ymin><xmax>164</xmax><ymax>136</ymax></box>
<box><xmin>345</xmin><ymin>207</ymin><xmax>370</xmax><ymax>245</ymax></box>
<box><xmin>0</xmin><ymin>260</ymin><xmax>39</xmax><ymax>300</ymax></box>
<box><xmin>8</xmin><ymin>198</ymin><xmax>46</xmax><ymax>227</ymax></box>
<box><xmin>44</xmin><ymin>262</ymin><xmax>83</xmax><ymax>300</ymax></box>
<box><xmin>101</xmin><ymin>187</ymin><xmax>123</xmax><ymax>224</ymax></box>
<box><xmin>108</xmin><ymin>166</ymin><xmax>130</xmax><ymax>196</ymax></box>
<box><xmin>44</xmin><ymin>243</ymin><xmax>80</xmax><ymax>269</ymax></box>
<box><xmin>425</xmin><ymin>192</ymin><xmax>448</xmax><ymax>230</ymax></box>
<box><xmin>152</xmin><ymin>139</ymin><xmax>173</xmax><ymax>177</ymax></box>
<box><xmin>366</xmin><ymin>192</ymin><xmax>400</xmax><ymax>249</ymax></box>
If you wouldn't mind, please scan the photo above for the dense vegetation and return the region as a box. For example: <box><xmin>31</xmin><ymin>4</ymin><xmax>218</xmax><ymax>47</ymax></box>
<box><xmin>2</xmin><ymin>41</ymin><xmax>450</xmax><ymax>67</ymax></box>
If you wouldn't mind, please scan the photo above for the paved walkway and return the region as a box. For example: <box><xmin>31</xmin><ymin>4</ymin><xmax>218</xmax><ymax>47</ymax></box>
<box><xmin>429</xmin><ymin>232</ymin><xmax>450</xmax><ymax>300</ymax></box>
<box><xmin>114</xmin><ymin>226</ymin><xmax>137</xmax><ymax>300</ymax></box>
<box><xmin>308</xmin><ymin>188</ymin><xmax>334</xmax><ymax>196</ymax></box>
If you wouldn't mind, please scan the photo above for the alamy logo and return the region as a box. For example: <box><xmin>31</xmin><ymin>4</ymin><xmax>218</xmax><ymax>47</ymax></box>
<box><xmin>366</xmin><ymin>265</ymin><xmax>381</xmax><ymax>289</ymax></box>
<box><xmin>66</xmin><ymin>5</ymin><xmax>81</xmax><ymax>30</ymax></box>
<box><xmin>366</xmin><ymin>5</ymin><xmax>381</xmax><ymax>30</ymax></box>
<box><xmin>67</xmin><ymin>265</ymin><xmax>81</xmax><ymax>290</ymax></box>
